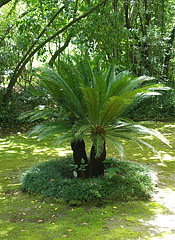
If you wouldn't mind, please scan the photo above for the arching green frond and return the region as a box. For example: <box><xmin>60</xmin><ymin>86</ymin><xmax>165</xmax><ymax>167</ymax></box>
<box><xmin>106</xmin><ymin>130</ymin><xmax>159</xmax><ymax>159</ymax></box>
<box><xmin>82</xmin><ymin>87</ymin><xmax>100</xmax><ymax>124</ymax></box>
<box><xmin>93</xmin><ymin>73</ymin><xmax>107</xmax><ymax>110</ymax></box>
<box><xmin>106</xmin><ymin>122</ymin><xmax>171</xmax><ymax>147</ymax></box>
<box><xmin>104</xmin><ymin>65</ymin><xmax>115</xmax><ymax>89</ymax></box>
<box><xmin>130</xmin><ymin>124</ymin><xmax>171</xmax><ymax>147</ymax></box>
<box><xmin>106</xmin><ymin>70</ymin><xmax>130</xmax><ymax>98</ymax></box>
<box><xmin>123</xmin><ymin>83</ymin><xmax>169</xmax><ymax>102</ymax></box>
<box><xmin>100</xmin><ymin>96</ymin><xmax>131</xmax><ymax>127</ymax></box>
<box><xmin>56</xmin><ymin>60</ymin><xmax>84</xmax><ymax>96</ymax></box>
<box><xmin>106</xmin><ymin>71</ymin><xmax>154</xmax><ymax>98</ymax></box>
<box><xmin>28</xmin><ymin>121</ymin><xmax>72</xmax><ymax>140</ymax></box>
<box><xmin>106</xmin><ymin>135</ymin><xmax>125</xmax><ymax>160</ymax></box>
<box><xmin>29</xmin><ymin>107</ymin><xmax>56</xmax><ymax>122</ymax></box>
<box><xmin>36</xmin><ymin>67</ymin><xmax>85</xmax><ymax>118</ymax></box>
<box><xmin>76</xmin><ymin>58</ymin><xmax>96</xmax><ymax>88</ymax></box>
<box><xmin>118</xmin><ymin>75</ymin><xmax>154</xmax><ymax>95</ymax></box>
<box><xmin>56</xmin><ymin>132</ymin><xmax>73</xmax><ymax>146</ymax></box>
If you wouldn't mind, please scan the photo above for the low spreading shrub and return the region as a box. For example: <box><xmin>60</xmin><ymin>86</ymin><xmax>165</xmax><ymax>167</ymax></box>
<box><xmin>21</xmin><ymin>156</ymin><xmax>154</xmax><ymax>203</ymax></box>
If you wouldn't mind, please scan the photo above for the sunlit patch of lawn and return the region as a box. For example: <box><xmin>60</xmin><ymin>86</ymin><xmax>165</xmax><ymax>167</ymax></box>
<box><xmin>0</xmin><ymin>121</ymin><xmax>175</xmax><ymax>239</ymax></box>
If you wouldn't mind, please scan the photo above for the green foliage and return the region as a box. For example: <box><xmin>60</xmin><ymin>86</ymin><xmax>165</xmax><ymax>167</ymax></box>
<box><xmin>74</xmin><ymin>0</ymin><xmax>175</xmax><ymax>83</ymax></box>
<box><xmin>28</xmin><ymin>59</ymin><xmax>170</xmax><ymax>160</ymax></box>
<box><xmin>125</xmin><ymin>91</ymin><xmax>175</xmax><ymax>121</ymax></box>
<box><xmin>0</xmin><ymin>87</ymin><xmax>49</xmax><ymax>128</ymax></box>
<box><xmin>21</xmin><ymin>156</ymin><xmax>153</xmax><ymax>202</ymax></box>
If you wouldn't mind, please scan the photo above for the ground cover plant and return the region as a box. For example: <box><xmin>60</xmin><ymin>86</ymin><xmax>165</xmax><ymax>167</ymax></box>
<box><xmin>0</xmin><ymin>122</ymin><xmax>175</xmax><ymax>239</ymax></box>
<box><xmin>21</xmin><ymin>156</ymin><xmax>153</xmax><ymax>202</ymax></box>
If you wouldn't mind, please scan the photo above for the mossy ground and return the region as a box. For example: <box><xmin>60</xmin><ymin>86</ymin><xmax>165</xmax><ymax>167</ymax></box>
<box><xmin>0</xmin><ymin>122</ymin><xmax>175</xmax><ymax>240</ymax></box>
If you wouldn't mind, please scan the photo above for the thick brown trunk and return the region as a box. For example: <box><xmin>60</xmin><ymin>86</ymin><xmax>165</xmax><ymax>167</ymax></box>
<box><xmin>71</xmin><ymin>140</ymin><xmax>89</xmax><ymax>178</ymax></box>
<box><xmin>89</xmin><ymin>143</ymin><xmax>106</xmax><ymax>177</ymax></box>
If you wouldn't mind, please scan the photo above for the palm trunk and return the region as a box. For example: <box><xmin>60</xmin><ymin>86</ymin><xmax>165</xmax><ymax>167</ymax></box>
<box><xmin>71</xmin><ymin>140</ymin><xmax>89</xmax><ymax>178</ymax></box>
<box><xmin>89</xmin><ymin>142</ymin><xmax>106</xmax><ymax>177</ymax></box>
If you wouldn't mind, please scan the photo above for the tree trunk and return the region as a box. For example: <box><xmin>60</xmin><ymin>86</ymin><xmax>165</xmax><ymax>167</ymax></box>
<box><xmin>48</xmin><ymin>34</ymin><xmax>72</xmax><ymax>68</ymax></box>
<box><xmin>71</xmin><ymin>140</ymin><xmax>89</xmax><ymax>178</ymax></box>
<box><xmin>163</xmin><ymin>26</ymin><xmax>175</xmax><ymax>81</ymax></box>
<box><xmin>89</xmin><ymin>142</ymin><xmax>106</xmax><ymax>177</ymax></box>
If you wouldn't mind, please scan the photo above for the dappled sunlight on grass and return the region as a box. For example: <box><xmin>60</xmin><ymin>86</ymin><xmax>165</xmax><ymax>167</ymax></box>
<box><xmin>159</xmin><ymin>151</ymin><xmax>175</xmax><ymax>162</ymax></box>
<box><xmin>142</xmin><ymin>187</ymin><xmax>175</xmax><ymax>239</ymax></box>
<box><xmin>0</xmin><ymin>121</ymin><xmax>175</xmax><ymax>239</ymax></box>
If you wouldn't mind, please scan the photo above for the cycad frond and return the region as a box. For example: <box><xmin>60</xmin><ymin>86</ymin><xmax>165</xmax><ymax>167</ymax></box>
<box><xmin>81</xmin><ymin>87</ymin><xmax>100</xmax><ymax>124</ymax></box>
<box><xmin>100</xmin><ymin>96</ymin><xmax>131</xmax><ymax>127</ymax></box>
<box><xmin>106</xmin><ymin>135</ymin><xmax>125</xmax><ymax>160</ymax></box>
<box><xmin>104</xmin><ymin>122</ymin><xmax>170</xmax><ymax>153</ymax></box>
<box><xmin>76</xmin><ymin>58</ymin><xmax>96</xmax><ymax>88</ymax></box>
<box><xmin>36</xmin><ymin>67</ymin><xmax>85</xmax><ymax>118</ymax></box>
<box><xmin>106</xmin><ymin>71</ymin><xmax>154</xmax><ymax>98</ymax></box>
<box><xmin>20</xmin><ymin>106</ymin><xmax>56</xmax><ymax>122</ymax></box>
<box><xmin>28</xmin><ymin>121</ymin><xmax>72</xmax><ymax>140</ymax></box>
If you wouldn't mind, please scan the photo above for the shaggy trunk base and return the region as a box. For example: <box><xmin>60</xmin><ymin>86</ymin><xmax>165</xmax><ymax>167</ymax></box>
<box><xmin>89</xmin><ymin>143</ymin><xmax>106</xmax><ymax>178</ymax></box>
<box><xmin>71</xmin><ymin>140</ymin><xmax>89</xmax><ymax>178</ymax></box>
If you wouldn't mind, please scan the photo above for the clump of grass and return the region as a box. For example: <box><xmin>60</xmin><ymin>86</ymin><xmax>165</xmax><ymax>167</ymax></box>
<box><xmin>21</xmin><ymin>156</ymin><xmax>154</xmax><ymax>203</ymax></box>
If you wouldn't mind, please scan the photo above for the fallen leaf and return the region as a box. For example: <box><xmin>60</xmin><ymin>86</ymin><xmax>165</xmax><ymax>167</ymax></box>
<box><xmin>38</xmin><ymin>220</ymin><xmax>43</xmax><ymax>223</ymax></box>
<box><xmin>82</xmin><ymin>222</ymin><xmax>88</xmax><ymax>225</ymax></box>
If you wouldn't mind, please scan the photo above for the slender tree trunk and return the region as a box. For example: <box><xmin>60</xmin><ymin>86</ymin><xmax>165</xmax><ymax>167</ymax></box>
<box><xmin>71</xmin><ymin>140</ymin><xmax>89</xmax><ymax>178</ymax></box>
<box><xmin>48</xmin><ymin>34</ymin><xmax>72</xmax><ymax>68</ymax></box>
<box><xmin>163</xmin><ymin>26</ymin><xmax>175</xmax><ymax>81</ymax></box>
<box><xmin>89</xmin><ymin>142</ymin><xmax>106</xmax><ymax>177</ymax></box>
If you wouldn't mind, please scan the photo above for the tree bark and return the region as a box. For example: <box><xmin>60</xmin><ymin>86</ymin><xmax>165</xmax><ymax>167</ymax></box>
<box><xmin>0</xmin><ymin>0</ymin><xmax>12</xmax><ymax>8</ymax></box>
<box><xmin>71</xmin><ymin>140</ymin><xmax>89</xmax><ymax>178</ymax></box>
<box><xmin>89</xmin><ymin>142</ymin><xmax>106</xmax><ymax>177</ymax></box>
<box><xmin>163</xmin><ymin>26</ymin><xmax>175</xmax><ymax>80</ymax></box>
<box><xmin>48</xmin><ymin>34</ymin><xmax>72</xmax><ymax>68</ymax></box>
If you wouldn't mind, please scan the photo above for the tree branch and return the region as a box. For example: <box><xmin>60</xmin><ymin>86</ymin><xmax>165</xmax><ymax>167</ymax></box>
<box><xmin>48</xmin><ymin>34</ymin><xmax>72</xmax><ymax>67</ymax></box>
<box><xmin>14</xmin><ymin>5</ymin><xmax>65</xmax><ymax>72</ymax></box>
<box><xmin>2</xmin><ymin>0</ymin><xmax>107</xmax><ymax>104</ymax></box>
<box><xmin>0</xmin><ymin>0</ymin><xmax>12</xmax><ymax>8</ymax></box>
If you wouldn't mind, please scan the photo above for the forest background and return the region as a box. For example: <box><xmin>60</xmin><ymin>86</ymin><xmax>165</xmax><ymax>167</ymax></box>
<box><xmin>0</xmin><ymin>0</ymin><xmax>175</xmax><ymax>129</ymax></box>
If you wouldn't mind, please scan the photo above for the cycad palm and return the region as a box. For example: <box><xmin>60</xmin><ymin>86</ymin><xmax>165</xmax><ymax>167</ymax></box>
<box><xmin>22</xmin><ymin>58</ymin><xmax>170</xmax><ymax>178</ymax></box>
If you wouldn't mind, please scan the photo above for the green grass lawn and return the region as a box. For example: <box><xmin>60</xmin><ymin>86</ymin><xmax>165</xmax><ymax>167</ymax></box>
<box><xmin>0</xmin><ymin>122</ymin><xmax>175</xmax><ymax>240</ymax></box>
